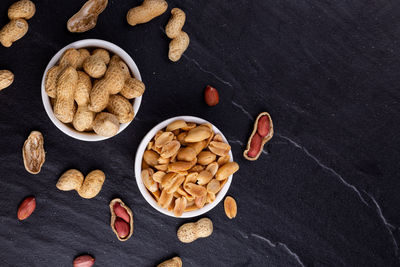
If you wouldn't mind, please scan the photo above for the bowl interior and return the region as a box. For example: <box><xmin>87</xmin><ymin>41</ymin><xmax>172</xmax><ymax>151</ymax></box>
<box><xmin>41</xmin><ymin>39</ymin><xmax>142</xmax><ymax>141</ymax></box>
<box><xmin>134</xmin><ymin>116</ymin><xmax>234</xmax><ymax>218</ymax></box>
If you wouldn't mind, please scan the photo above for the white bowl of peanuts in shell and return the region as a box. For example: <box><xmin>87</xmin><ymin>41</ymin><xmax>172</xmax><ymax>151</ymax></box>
<box><xmin>41</xmin><ymin>39</ymin><xmax>145</xmax><ymax>141</ymax></box>
<box><xmin>135</xmin><ymin>116</ymin><xmax>240</xmax><ymax>218</ymax></box>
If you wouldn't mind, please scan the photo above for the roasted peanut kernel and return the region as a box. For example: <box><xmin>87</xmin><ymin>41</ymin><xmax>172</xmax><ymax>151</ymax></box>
<box><xmin>177</xmin><ymin>186</ymin><xmax>194</xmax><ymax>201</ymax></box>
<box><xmin>195</xmin><ymin>195</ymin><xmax>206</xmax><ymax>209</ymax></box>
<box><xmin>184</xmin><ymin>172</ymin><xmax>198</xmax><ymax>187</ymax></box>
<box><xmin>158</xmin><ymin>190</ymin><xmax>174</xmax><ymax>209</ymax></box>
<box><xmin>166</xmin><ymin>174</ymin><xmax>185</xmax><ymax>194</ymax></box>
<box><xmin>207</xmin><ymin>179</ymin><xmax>220</xmax><ymax>194</ymax></box>
<box><xmin>177</xmin><ymin>132</ymin><xmax>188</xmax><ymax>145</ymax></box>
<box><xmin>217</xmin><ymin>155</ymin><xmax>230</xmax><ymax>166</ymax></box>
<box><xmin>174</xmin><ymin>197</ymin><xmax>187</xmax><ymax>217</ymax></box>
<box><xmin>181</xmin><ymin>122</ymin><xmax>196</xmax><ymax>131</ymax></box>
<box><xmin>161</xmin><ymin>140</ymin><xmax>181</xmax><ymax>158</ymax></box>
<box><xmin>197</xmin><ymin>151</ymin><xmax>217</xmax><ymax>165</ymax></box>
<box><xmin>208</xmin><ymin>141</ymin><xmax>231</xmax><ymax>156</ymax></box>
<box><xmin>166</xmin><ymin>120</ymin><xmax>187</xmax><ymax>132</ymax></box>
<box><xmin>168</xmin><ymin>161</ymin><xmax>193</xmax><ymax>172</ymax></box>
<box><xmin>206</xmin><ymin>192</ymin><xmax>216</xmax><ymax>204</ymax></box>
<box><xmin>196</xmin><ymin>170</ymin><xmax>213</xmax><ymax>185</ymax></box>
<box><xmin>189</xmin><ymin>165</ymin><xmax>204</xmax><ymax>172</ymax></box>
<box><xmin>206</xmin><ymin>162</ymin><xmax>219</xmax><ymax>176</ymax></box>
<box><xmin>188</xmin><ymin>140</ymin><xmax>207</xmax><ymax>155</ymax></box>
<box><xmin>152</xmin><ymin>171</ymin><xmax>166</xmax><ymax>183</ymax></box>
<box><xmin>224</xmin><ymin>196</ymin><xmax>237</xmax><ymax>219</ymax></box>
<box><xmin>177</xmin><ymin>147</ymin><xmax>197</xmax><ymax>161</ymax></box>
<box><xmin>216</xmin><ymin>162</ymin><xmax>239</xmax><ymax>180</ymax></box>
<box><xmin>155</xmin><ymin>132</ymin><xmax>174</xmax><ymax>148</ymax></box>
<box><xmin>155</xmin><ymin>164</ymin><xmax>168</xmax><ymax>171</ymax></box>
<box><xmin>143</xmin><ymin>150</ymin><xmax>159</xmax><ymax>166</ymax></box>
<box><xmin>142</xmin><ymin>168</ymin><xmax>157</xmax><ymax>192</ymax></box>
<box><xmin>184</xmin><ymin>183</ymin><xmax>207</xmax><ymax>197</ymax></box>
<box><xmin>213</xmin><ymin>134</ymin><xmax>223</xmax><ymax>142</ymax></box>
<box><xmin>161</xmin><ymin>172</ymin><xmax>178</xmax><ymax>189</ymax></box>
<box><xmin>185</xmin><ymin>126</ymin><xmax>212</xmax><ymax>143</ymax></box>
<box><xmin>158</xmin><ymin>156</ymin><xmax>170</xmax><ymax>165</ymax></box>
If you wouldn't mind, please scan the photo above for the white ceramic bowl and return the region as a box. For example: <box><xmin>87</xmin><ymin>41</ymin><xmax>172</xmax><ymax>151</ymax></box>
<box><xmin>135</xmin><ymin>116</ymin><xmax>234</xmax><ymax>218</ymax></box>
<box><xmin>41</xmin><ymin>39</ymin><xmax>142</xmax><ymax>141</ymax></box>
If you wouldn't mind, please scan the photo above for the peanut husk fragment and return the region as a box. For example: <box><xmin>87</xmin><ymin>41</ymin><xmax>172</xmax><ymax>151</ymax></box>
<box><xmin>109</xmin><ymin>198</ymin><xmax>134</xmax><ymax>241</ymax></box>
<box><xmin>22</xmin><ymin>131</ymin><xmax>45</xmax><ymax>174</ymax></box>
<box><xmin>243</xmin><ymin>112</ymin><xmax>273</xmax><ymax>161</ymax></box>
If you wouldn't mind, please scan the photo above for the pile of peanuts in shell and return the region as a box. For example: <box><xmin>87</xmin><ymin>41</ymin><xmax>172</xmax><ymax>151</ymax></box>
<box><xmin>44</xmin><ymin>47</ymin><xmax>145</xmax><ymax>137</ymax></box>
<box><xmin>141</xmin><ymin>119</ymin><xmax>239</xmax><ymax>217</ymax></box>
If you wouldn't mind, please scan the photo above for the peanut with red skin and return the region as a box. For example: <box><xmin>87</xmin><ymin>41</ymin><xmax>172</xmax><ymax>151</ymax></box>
<box><xmin>114</xmin><ymin>218</ymin><xmax>130</xmax><ymax>238</ymax></box>
<box><xmin>204</xmin><ymin>85</ymin><xmax>219</xmax><ymax>106</ymax></box>
<box><xmin>247</xmin><ymin>133</ymin><xmax>262</xmax><ymax>158</ymax></box>
<box><xmin>17</xmin><ymin>196</ymin><xmax>36</xmax><ymax>221</ymax></box>
<box><xmin>73</xmin><ymin>255</ymin><xmax>95</xmax><ymax>267</ymax></box>
<box><xmin>113</xmin><ymin>203</ymin><xmax>130</xmax><ymax>223</ymax></box>
<box><xmin>257</xmin><ymin>115</ymin><xmax>270</xmax><ymax>137</ymax></box>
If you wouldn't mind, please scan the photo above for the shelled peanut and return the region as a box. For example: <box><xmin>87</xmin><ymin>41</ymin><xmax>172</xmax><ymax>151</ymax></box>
<box><xmin>45</xmin><ymin>47</ymin><xmax>145</xmax><ymax>137</ymax></box>
<box><xmin>0</xmin><ymin>0</ymin><xmax>36</xmax><ymax>47</ymax></box>
<box><xmin>109</xmin><ymin>198</ymin><xmax>134</xmax><ymax>241</ymax></box>
<box><xmin>243</xmin><ymin>112</ymin><xmax>274</xmax><ymax>160</ymax></box>
<box><xmin>141</xmin><ymin>120</ymin><xmax>239</xmax><ymax>216</ymax></box>
<box><xmin>157</xmin><ymin>256</ymin><xmax>182</xmax><ymax>267</ymax></box>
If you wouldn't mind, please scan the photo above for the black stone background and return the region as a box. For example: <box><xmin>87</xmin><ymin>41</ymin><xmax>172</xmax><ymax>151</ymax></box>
<box><xmin>0</xmin><ymin>0</ymin><xmax>399</xmax><ymax>266</ymax></box>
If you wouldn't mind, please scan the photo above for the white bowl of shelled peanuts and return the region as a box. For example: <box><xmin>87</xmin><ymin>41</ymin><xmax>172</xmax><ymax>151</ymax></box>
<box><xmin>41</xmin><ymin>39</ymin><xmax>144</xmax><ymax>141</ymax></box>
<box><xmin>134</xmin><ymin>116</ymin><xmax>240</xmax><ymax>218</ymax></box>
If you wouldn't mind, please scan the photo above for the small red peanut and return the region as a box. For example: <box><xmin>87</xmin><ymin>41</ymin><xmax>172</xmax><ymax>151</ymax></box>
<box><xmin>257</xmin><ymin>115</ymin><xmax>270</xmax><ymax>137</ymax></box>
<box><xmin>114</xmin><ymin>218</ymin><xmax>130</xmax><ymax>238</ymax></box>
<box><xmin>204</xmin><ymin>85</ymin><xmax>219</xmax><ymax>106</ymax></box>
<box><xmin>113</xmin><ymin>203</ymin><xmax>130</xmax><ymax>223</ymax></box>
<box><xmin>17</xmin><ymin>196</ymin><xmax>36</xmax><ymax>221</ymax></box>
<box><xmin>247</xmin><ymin>133</ymin><xmax>262</xmax><ymax>158</ymax></box>
<box><xmin>73</xmin><ymin>255</ymin><xmax>95</xmax><ymax>267</ymax></box>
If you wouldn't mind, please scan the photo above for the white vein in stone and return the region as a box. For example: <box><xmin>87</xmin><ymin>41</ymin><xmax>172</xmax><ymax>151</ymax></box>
<box><xmin>182</xmin><ymin>54</ymin><xmax>233</xmax><ymax>87</ymax></box>
<box><xmin>251</xmin><ymin>234</ymin><xmax>306</xmax><ymax>267</ymax></box>
<box><xmin>276</xmin><ymin>133</ymin><xmax>369</xmax><ymax>206</ymax></box>
<box><xmin>231</xmin><ymin>100</ymin><xmax>254</xmax><ymax>121</ymax></box>
<box><xmin>228</xmin><ymin>139</ymin><xmax>244</xmax><ymax>146</ymax></box>
<box><xmin>364</xmin><ymin>191</ymin><xmax>399</xmax><ymax>259</ymax></box>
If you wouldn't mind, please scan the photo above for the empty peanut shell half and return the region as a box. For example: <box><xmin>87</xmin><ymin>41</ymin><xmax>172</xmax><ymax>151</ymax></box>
<box><xmin>22</xmin><ymin>131</ymin><xmax>45</xmax><ymax>174</ymax></box>
<box><xmin>243</xmin><ymin>112</ymin><xmax>273</xmax><ymax>161</ymax></box>
<box><xmin>109</xmin><ymin>198</ymin><xmax>134</xmax><ymax>241</ymax></box>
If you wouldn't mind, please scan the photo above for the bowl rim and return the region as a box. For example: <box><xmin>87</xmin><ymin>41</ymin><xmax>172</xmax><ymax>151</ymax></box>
<box><xmin>41</xmin><ymin>39</ymin><xmax>142</xmax><ymax>142</ymax></box>
<box><xmin>134</xmin><ymin>116</ymin><xmax>234</xmax><ymax>218</ymax></box>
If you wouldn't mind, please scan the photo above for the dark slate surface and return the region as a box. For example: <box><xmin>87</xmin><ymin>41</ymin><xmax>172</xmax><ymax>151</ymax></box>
<box><xmin>0</xmin><ymin>0</ymin><xmax>399</xmax><ymax>266</ymax></box>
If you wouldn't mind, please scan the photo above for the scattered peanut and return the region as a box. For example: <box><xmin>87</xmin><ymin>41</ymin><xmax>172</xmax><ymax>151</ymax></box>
<box><xmin>165</xmin><ymin>8</ymin><xmax>189</xmax><ymax>62</ymax></box>
<box><xmin>0</xmin><ymin>19</ymin><xmax>28</xmax><ymax>48</ymax></box>
<box><xmin>177</xmin><ymin>217</ymin><xmax>213</xmax><ymax>243</ymax></box>
<box><xmin>0</xmin><ymin>70</ymin><xmax>14</xmax><ymax>91</ymax></box>
<box><xmin>0</xmin><ymin>0</ymin><xmax>35</xmax><ymax>47</ymax></box>
<box><xmin>67</xmin><ymin>0</ymin><xmax>108</xmax><ymax>33</ymax></box>
<box><xmin>22</xmin><ymin>131</ymin><xmax>45</xmax><ymax>174</ymax></box>
<box><xmin>56</xmin><ymin>169</ymin><xmax>105</xmax><ymax>199</ymax></box>
<box><xmin>243</xmin><ymin>112</ymin><xmax>274</xmax><ymax>160</ymax></box>
<box><xmin>73</xmin><ymin>255</ymin><xmax>95</xmax><ymax>267</ymax></box>
<box><xmin>109</xmin><ymin>198</ymin><xmax>134</xmax><ymax>241</ymax></box>
<box><xmin>8</xmin><ymin>0</ymin><xmax>36</xmax><ymax>20</ymax></box>
<box><xmin>224</xmin><ymin>196</ymin><xmax>237</xmax><ymax>219</ymax></box>
<box><xmin>204</xmin><ymin>85</ymin><xmax>219</xmax><ymax>106</ymax></box>
<box><xmin>126</xmin><ymin>0</ymin><xmax>168</xmax><ymax>26</ymax></box>
<box><xmin>142</xmin><ymin>120</ymin><xmax>239</xmax><ymax>216</ymax></box>
<box><xmin>17</xmin><ymin>196</ymin><xmax>36</xmax><ymax>221</ymax></box>
<box><xmin>157</xmin><ymin>257</ymin><xmax>182</xmax><ymax>267</ymax></box>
